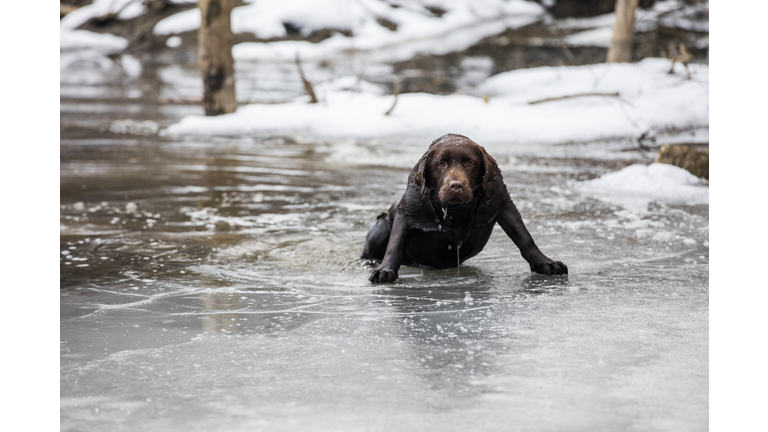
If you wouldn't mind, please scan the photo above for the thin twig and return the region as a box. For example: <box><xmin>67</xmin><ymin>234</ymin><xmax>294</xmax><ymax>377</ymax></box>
<box><xmin>637</xmin><ymin>128</ymin><xmax>656</xmax><ymax>150</ymax></box>
<box><xmin>295</xmin><ymin>53</ymin><xmax>318</xmax><ymax>104</ymax></box>
<box><xmin>558</xmin><ymin>40</ymin><xmax>600</xmax><ymax>83</ymax></box>
<box><xmin>615</xmin><ymin>96</ymin><xmax>641</xmax><ymax>132</ymax></box>
<box><xmin>384</xmin><ymin>76</ymin><xmax>401</xmax><ymax>116</ymax></box>
<box><xmin>558</xmin><ymin>39</ymin><xmax>611</xmax><ymax>88</ymax></box>
<box><xmin>528</xmin><ymin>92</ymin><xmax>619</xmax><ymax>105</ymax></box>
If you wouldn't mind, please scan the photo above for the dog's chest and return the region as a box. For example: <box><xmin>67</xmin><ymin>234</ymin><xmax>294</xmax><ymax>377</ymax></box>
<box><xmin>404</xmin><ymin>222</ymin><xmax>494</xmax><ymax>268</ymax></box>
<box><xmin>435</xmin><ymin>206</ymin><xmax>475</xmax><ymax>243</ymax></box>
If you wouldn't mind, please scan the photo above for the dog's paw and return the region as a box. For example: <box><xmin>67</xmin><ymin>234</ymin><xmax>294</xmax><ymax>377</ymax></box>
<box><xmin>531</xmin><ymin>260</ymin><xmax>568</xmax><ymax>276</ymax></box>
<box><xmin>369</xmin><ymin>268</ymin><xmax>398</xmax><ymax>284</ymax></box>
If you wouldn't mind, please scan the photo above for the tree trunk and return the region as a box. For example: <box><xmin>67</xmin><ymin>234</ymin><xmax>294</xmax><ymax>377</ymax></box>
<box><xmin>198</xmin><ymin>0</ymin><xmax>237</xmax><ymax>116</ymax></box>
<box><xmin>607</xmin><ymin>0</ymin><xmax>639</xmax><ymax>63</ymax></box>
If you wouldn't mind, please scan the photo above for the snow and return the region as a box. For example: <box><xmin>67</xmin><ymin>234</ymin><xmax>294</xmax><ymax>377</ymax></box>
<box><xmin>229</xmin><ymin>0</ymin><xmax>544</xmax><ymax>39</ymax></box>
<box><xmin>576</xmin><ymin>163</ymin><xmax>708</xmax><ymax>209</ymax></box>
<box><xmin>60</xmin><ymin>29</ymin><xmax>128</xmax><ymax>52</ymax></box>
<box><xmin>154</xmin><ymin>0</ymin><xmax>545</xmax><ymax>63</ymax></box>
<box><xmin>166</xmin><ymin>36</ymin><xmax>183</xmax><ymax>48</ymax></box>
<box><xmin>153</xmin><ymin>9</ymin><xmax>200</xmax><ymax>36</ymax></box>
<box><xmin>109</xmin><ymin>120</ymin><xmax>159</xmax><ymax>135</ymax></box>
<box><xmin>59</xmin><ymin>0</ymin><xmax>137</xmax><ymax>60</ymax></box>
<box><xmin>558</xmin><ymin>1</ymin><xmax>705</xmax><ymax>47</ymax></box>
<box><xmin>120</xmin><ymin>55</ymin><xmax>142</xmax><ymax>78</ymax></box>
<box><xmin>60</xmin><ymin>0</ymin><xmax>145</xmax><ymax>30</ymax></box>
<box><xmin>564</xmin><ymin>27</ymin><xmax>613</xmax><ymax>48</ymax></box>
<box><xmin>66</xmin><ymin>0</ymin><xmax>709</xmax><ymax>58</ymax></box>
<box><xmin>165</xmin><ymin>58</ymin><xmax>708</xmax><ymax>146</ymax></box>
<box><xmin>554</xmin><ymin>13</ymin><xmax>617</xmax><ymax>31</ymax></box>
<box><xmin>658</xmin><ymin>4</ymin><xmax>709</xmax><ymax>32</ymax></box>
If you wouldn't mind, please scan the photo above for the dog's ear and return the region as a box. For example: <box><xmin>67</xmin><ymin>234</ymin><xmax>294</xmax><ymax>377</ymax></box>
<box><xmin>474</xmin><ymin>144</ymin><xmax>506</xmax><ymax>224</ymax></box>
<box><xmin>411</xmin><ymin>148</ymin><xmax>434</xmax><ymax>194</ymax></box>
<box><xmin>413</xmin><ymin>138</ymin><xmax>446</xmax><ymax>191</ymax></box>
<box><xmin>478</xmin><ymin>144</ymin><xmax>499</xmax><ymax>198</ymax></box>
<box><xmin>404</xmin><ymin>146</ymin><xmax>440</xmax><ymax>228</ymax></box>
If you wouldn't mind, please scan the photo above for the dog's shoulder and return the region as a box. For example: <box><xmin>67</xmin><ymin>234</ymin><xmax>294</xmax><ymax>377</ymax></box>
<box><xmin>474</xmin><ymin>165</ymin><xmax>511</xmax><ymax>225</ymax></box>
<box><xmin>396</xmin><ymin>175</ymin><xmax>440</xmax><ymax>231</ymax></box>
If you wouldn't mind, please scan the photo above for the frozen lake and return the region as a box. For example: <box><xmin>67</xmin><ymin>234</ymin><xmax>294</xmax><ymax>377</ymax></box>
<box><xmin>60</xmin><ymin>60</ymin><xmax>708</xmax><ymax>431</ymax></box>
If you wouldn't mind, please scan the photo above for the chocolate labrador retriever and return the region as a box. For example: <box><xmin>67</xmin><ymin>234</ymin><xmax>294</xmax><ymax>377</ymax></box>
<box><xmin>361</xmin><ymin>133</ymin><xmax>567</xmax><ymax>284</ymax></box>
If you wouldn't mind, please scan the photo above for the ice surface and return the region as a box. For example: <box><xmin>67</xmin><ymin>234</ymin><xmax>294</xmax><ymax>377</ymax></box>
<box><xmin>62</xmin><ymin>118</ymin><xmax>708</xmax><ymax>431</ymax></box>
<box><xmin>109</xmin><ymin>119</ymin><xmax>159</xmax><ymax>135</ymax></box>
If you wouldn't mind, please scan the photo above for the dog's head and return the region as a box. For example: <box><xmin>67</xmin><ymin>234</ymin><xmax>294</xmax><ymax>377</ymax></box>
<box><xmin>412</xmin><ymin>134</ymin><xmax>499</xmax><ymax>207</ymax></box>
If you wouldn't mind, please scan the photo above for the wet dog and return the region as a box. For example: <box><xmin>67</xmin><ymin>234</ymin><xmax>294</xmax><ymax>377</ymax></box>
<box><xmin>361</xmin><ymin>133</ymin><xmax>567</xmax><ymax>284</ymax></box>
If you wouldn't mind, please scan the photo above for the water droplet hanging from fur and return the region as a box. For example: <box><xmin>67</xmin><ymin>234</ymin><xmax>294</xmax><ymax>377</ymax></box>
<box><xmin>456</xmin><ymin>241</ymin><xmax>462</xmax><ymax>274</ymax></box>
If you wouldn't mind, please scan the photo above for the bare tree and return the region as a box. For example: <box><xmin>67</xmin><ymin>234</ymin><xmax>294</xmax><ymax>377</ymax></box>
<box><xmin>198</xmin><ymin>0</ymin><xmax>237</xmax><ymax>115</ymax></box>
<box><xmin>607</xmin><ymin>0</ymin><xmax>639</xmax><ymax>63</ymax></box>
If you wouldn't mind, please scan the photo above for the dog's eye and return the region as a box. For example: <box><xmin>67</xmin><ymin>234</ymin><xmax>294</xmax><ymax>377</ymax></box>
<box><xmin>438</xmin><ymin>161</ymin><xmax>447</xmax><ymax>167</ymax></box>
<box><xmin>465</xmin><ymin>160</ymin><xmax>474</xmax><ymax>166</ymax></box>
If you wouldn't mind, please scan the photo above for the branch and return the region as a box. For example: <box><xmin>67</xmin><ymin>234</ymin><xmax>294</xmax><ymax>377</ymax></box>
<box><xmin>295</xmin><ymin>53</ymin><xmax>318</xmax><ymax>104</ymax></box>
<box><xmin>384</xmin><ymin>76</ymin><xmax>401</xmax><ymax>116</ymax></box>
<box><xmin>528</xmin><ymin>92</ymin><xmax>620</xmax><ymax>105</ymax></box>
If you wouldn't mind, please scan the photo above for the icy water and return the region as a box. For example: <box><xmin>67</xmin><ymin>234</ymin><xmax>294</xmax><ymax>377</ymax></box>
<box><xmin>61</xmin><ymin>59</ymin><xmax>708</xmax><ymax>431</ymax></box>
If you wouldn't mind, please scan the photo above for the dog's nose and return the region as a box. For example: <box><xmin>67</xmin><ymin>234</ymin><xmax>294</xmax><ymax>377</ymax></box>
<box><xmin>449</xmin><ymin>181</ymin><xmax>463</xmax><ymax>192</ymax></box>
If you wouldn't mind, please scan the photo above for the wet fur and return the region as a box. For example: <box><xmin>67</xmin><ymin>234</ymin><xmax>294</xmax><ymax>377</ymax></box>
<box><xmin>361</xmin><ymin>134</ymin><xmax>568</xmax><ymax>284</ymax></box>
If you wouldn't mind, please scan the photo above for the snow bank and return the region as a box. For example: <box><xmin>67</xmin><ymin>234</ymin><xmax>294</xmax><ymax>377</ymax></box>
<box><xmin>165</xmin><ymin>58</ymin><xmax>708</xmax><ymax>146</ymax></box>
<box><xmin>560</xmin><ymin>0</ymin><xmax>708</xmax><ymax>47</ymax></box>
<box><xmin>60</xmin><ymin>0</ymin><xmax>139</xmax><ymax>56</ymax></box>
<box><xmin>60</xmin><ymin>0</ymin><xmax>195</xmax><ymax>54</ymax></box>
<box><xmin>154</xmin><ymin>0</ymin><xmax>545</xmax><ymax>63</ymax></box>
<box><xmin>576</xmin><ymin>163</ymin><xmax>708</xmax><ymax>208</ymax></box>
<box><xmin>60</xmin><ymin>0</ymin><xmax>146</xmax><ymax>31</ymax></box>
<box><xmin>60</xmin><ymin>29</ymin><xmax>128</xmax><ymax>52</ymax></box>
<box><xmin>153</xmin><ymin>9</ymin><xmax>200</xmax><ymax>35</ymax></box>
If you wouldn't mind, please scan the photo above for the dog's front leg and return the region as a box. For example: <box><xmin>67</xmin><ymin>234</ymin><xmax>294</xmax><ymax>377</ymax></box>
<box><xmin>369</xmin><ymin>213</ymin><xmax>408</xmax><ymax>283</ymax></box>
<box><xmin>496</xmin><ymin>201</ymin><xmax>568</xmax><ymax>276</ymax></box>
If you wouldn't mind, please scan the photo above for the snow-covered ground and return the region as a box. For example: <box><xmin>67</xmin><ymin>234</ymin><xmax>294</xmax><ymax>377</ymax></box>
<box><xmin>61</xmin><ymin>0</ymin><xmax>709</xmax><ymax>64</ymax></box>
<box><xmin>156</xmin><ymin>0</ymin><xmax>545</xmax><ymax>63</ymax></box>
<box><xmin>577</xmin><ymin>163</ymin><xmax>708</xmax><ymax>210</ymax></box>
<box><xmin>166</xmin><ymin>58</ymin><xmax>708</xmax><ymax>147</ymax></box>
